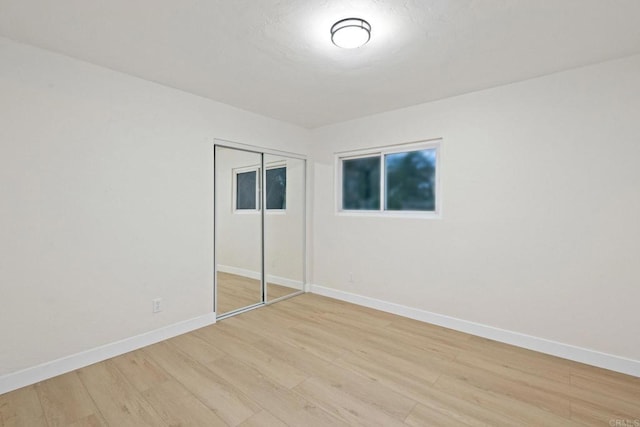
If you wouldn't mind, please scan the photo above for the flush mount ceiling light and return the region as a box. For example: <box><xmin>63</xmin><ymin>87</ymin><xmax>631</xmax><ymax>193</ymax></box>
<box><xmin>330</xmin><ymin>18</ymin><xmax>371</xmax><ymax>49</ymax></box>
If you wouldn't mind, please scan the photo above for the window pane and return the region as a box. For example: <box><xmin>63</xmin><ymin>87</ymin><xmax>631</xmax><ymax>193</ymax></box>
<box><xmin>236</xmin><ymin>171</ymin><xmax>257</xmax><ymax>210</ymax></box>
<box><xmin>266</xmin><ymin>167</ymin><xmax>286</xmax><ymax>210</ymax></box>
<box><xmin>385</xmin><ymin>149</ymin><xmax>436</xmax><ymax>211</ymax></box>
<box><xmin>342</xmin><ymin>156</ymin><xmax>380</xmax><ymax>210</ymax></box>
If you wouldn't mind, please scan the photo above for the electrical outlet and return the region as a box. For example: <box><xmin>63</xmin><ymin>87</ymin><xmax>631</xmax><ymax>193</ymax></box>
<box><xmin>152</xmin><ymin>298</ymin><xmax>163</xmax><ymax>313</ymax></box>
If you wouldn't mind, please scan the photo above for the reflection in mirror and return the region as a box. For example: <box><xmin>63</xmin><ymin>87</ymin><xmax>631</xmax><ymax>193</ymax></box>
<box><xmin>264</xmin><ymin>155</ymin><xmax>305</xmax><ymax>302</ymax></box>
<box><xmin>215</xmin><ymin>146</ymin><xmax>263</xmax><ymax>315</ymax></box>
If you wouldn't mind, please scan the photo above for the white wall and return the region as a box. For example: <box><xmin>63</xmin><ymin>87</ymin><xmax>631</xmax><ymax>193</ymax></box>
<box><xmin>0</xmin><ymin>37</ymin><xmax>309</xmax><ymax>377</ymax></box>
<box><xmin>311</xmin><ymin>54</ymin><xmax>640</xmax><ymax>362</ymax></box>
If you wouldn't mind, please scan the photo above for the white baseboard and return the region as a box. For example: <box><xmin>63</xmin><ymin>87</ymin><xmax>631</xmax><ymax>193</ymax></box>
<box><xmin>217</xmin><ymin>264</ymin><xmax>304</xmax><ymax>290</ymax></box>
<box><xmin>0</xmin><ymin>312</ymin><xmax>216</xmax><ymax>395</ymax></box>
<box><xmin>310</xmin><ymin>284</ymin><xmax>640</xmax><ymax>378</ymax></box>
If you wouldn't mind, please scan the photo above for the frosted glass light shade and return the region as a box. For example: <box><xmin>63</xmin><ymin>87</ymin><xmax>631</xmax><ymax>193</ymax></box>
<box><xmin>331</xmin><ymin>18</ymin><xmax>371</xmax><ymax>49</ymax></box>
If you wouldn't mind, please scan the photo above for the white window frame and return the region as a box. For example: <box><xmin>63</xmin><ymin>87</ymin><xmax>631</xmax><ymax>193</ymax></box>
<box><xmin>335</xmin><ymin>139</ymin><xmax>442</xmax><ymax>219</ymax></box>
<box><xmin>232</xmin><ymin>161</ymin><xmax>287</xmax><ymax>215</ymax></box>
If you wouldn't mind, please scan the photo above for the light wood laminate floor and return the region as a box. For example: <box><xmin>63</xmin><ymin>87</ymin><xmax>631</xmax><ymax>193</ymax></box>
<box><xmin>217</xmin><ymin>272</ymin><xmax>299</xmax><ymax>315</ymax></box>
<box><xmin>1</xmin><ymin>293</ymin><xmax>639</xmax><ymax>426</ymax></box>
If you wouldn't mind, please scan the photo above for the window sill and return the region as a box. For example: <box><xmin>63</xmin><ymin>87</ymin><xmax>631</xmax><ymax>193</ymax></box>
<box><xmin>335</xmin><ymin>210</ymin><xmax>441</xmax><ymax>220</ymax></box>
<box><xmin>233</xmin><ymin>210</ymin><xmax>287</xmax><ymax>215</ymax></box>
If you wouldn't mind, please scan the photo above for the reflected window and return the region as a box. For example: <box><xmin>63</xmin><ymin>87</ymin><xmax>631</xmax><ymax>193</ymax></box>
<box><xmin>337</xmin><ymin>141</ymin><xmax>440</xmax><ymax>216</ymax></box>
<box><xmin>234</xmin><ymin>165</ymin><xmax>287</xmax><ymax>212</ymax></box>
<box><xmin>266</xmin><ymin>167</ymin><xmax>286</xmax><ymax>210</ymax></box>
<box><xmin>236</xmin><ymin>170</ymin><xmax>257</xmax><ymax>210</ymax></box>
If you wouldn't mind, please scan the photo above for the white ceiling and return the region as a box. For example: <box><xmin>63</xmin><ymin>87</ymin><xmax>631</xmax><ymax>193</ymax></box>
<box><xmin>1</xmin><ymin>0</ymin><xmax>640</xmax><ymax>128</ymax></box>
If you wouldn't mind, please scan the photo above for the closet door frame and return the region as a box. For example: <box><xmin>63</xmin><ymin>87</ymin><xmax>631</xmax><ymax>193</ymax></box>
<box><xmin>214</xmin><ymin>139</ymin><xmax>307</xmax><ymax>320</ymax></box>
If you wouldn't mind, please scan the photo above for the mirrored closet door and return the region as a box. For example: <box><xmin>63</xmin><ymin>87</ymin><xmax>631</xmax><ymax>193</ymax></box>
<box><xmin>214</xmin><ymin>146</ymin><xmax>264</xmax><ymax>316</ymax></box>
<box><xmin>214</xmin><ymin>143</ymin><xmax>305</xmax><ymax>319</ymax></box>
<box><xmin>264</xmin><ymin>154</ymin><xmax>305</xmax><ymax>303</ymax></box>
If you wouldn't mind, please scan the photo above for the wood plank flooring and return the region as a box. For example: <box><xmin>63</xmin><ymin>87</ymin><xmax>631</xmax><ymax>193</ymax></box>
<box><xmin>216</xmin><ymin>272</ymin><xmax>298</xmax><ymax>315</ymax></box>
<box><xmin>1</xmin><ymin>293</ymin><xmax>639</xmax><ymax>426</ymax></box>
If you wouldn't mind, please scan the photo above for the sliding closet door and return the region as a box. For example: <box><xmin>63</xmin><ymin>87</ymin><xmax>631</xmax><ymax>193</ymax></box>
<box><xmin>264</xmin><ymin>154</ymin><xmax>305</xmax><ymax>302</ymax></box>
<box><xmin>214</xmin><ymin>146</ymin><xmax>263</xmax><ymax>316</ymax></box>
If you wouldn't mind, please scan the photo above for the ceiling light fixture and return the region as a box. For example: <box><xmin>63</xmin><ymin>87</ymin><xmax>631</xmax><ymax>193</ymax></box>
<box><xmin>330</xmin><ymin>18</ymin><xmax>371</xmax><ymax>49</ymax></box>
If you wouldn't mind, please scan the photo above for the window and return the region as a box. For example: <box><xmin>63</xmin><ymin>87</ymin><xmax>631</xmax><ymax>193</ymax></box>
<box><xmin>234</xmin><ymin>164</ymin><xmax>287</xmax><ymax>212</ymax></box>
<box><xmin>342</xmin><ymin>156</ymin><xmax>380</xmax><ymax>210</ymax></box>
<box><xmin>336</xmin><ymin>140</ymin><xmax>440</xmax><ymax>217</ymax></box>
